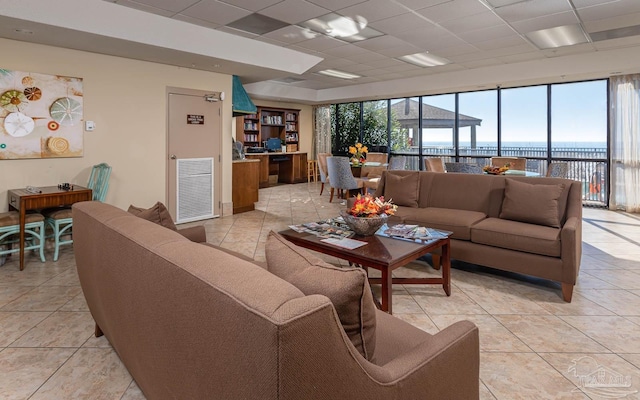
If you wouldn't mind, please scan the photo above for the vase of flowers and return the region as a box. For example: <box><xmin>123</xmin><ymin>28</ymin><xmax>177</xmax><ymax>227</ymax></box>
<box><xmin>349</xmin><ymin>143</ymin><xmax>368</xmax><ymax>166</ymax></box>
<box><xmin>340</xmin><ymin>194</ymin><xmax>397</xmax><ymax>236</ymax></box>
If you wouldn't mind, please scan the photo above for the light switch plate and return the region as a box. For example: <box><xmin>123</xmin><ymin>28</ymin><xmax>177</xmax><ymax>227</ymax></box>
<box><xmin>85</xmin><ymin>121</ymin><xmax>95</xmax><ymax>131</ymax></box>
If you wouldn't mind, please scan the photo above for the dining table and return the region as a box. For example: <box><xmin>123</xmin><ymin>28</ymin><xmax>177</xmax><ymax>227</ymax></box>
<box><xmin>7</xmin><ymin>185</ymin><xmax>92</xmax><ymax>270</ymax></box>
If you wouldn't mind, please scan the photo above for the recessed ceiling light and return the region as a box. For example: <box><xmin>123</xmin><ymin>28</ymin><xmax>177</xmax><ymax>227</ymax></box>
<box><xmin>525</xmin><ymin>24</ymin><xmax>589</xmax><ymax>49</ymax></box>
<box><xmin>299</xmin><ymin>13</ymin><xmax>383</xmax><ymax>42</ymax></box>
<box><xmin>317</xmin><ymin>69</ymin><xmax>361</xmax><ymax>79</ymax></box>
<box><xmin>397</xmin><ymin>52</ymin><xmax>451</xmax><ymax>67</ymax></box>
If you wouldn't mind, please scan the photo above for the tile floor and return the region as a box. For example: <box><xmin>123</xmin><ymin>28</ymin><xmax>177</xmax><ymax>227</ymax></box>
<box><xmin>2</xmin><ymin>182</ymin><xmax>640</xmax><ymax>399</ymax></box>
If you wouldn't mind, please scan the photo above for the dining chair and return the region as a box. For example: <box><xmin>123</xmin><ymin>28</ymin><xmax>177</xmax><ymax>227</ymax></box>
<box><xmin>365</xmin><ymin>152</ymin><xmax>387</xmax><ymax>165</ymax></box>
<box><xmin>424</xmin><ymin>157</ymin><xmax>446</xmax><ymax>172</ymax></box>
<box><xmin>317</xmin><ymin>153</ymin><xmax>331</xmax><ymax>196</ymax></box>
<box><xmin>387</xmin><ymin>156</ymin><xmax>406</xmax><ymax>170</ymax></box>
<box><xmin>0</xmin><ymin>211</ymin><xmax>46</xmax><ymax>266</ymax></box>
<box><xmin>44</xmin><ymin>163</ymin><xmax>112</xmax><ymax>261</ymax></box>
<box><xmin>445</xmin><ymin>162</ymin><xmax>483</xmax><ymax>174</ymax></box>
<box><xmin>490</xmin><ymin>157</ymin><xmax>526</xmax><ymax>171</ymax></box>
<box><xmin>326</xmin><ymin>156</ymin><xmax>364</xmax><ymax>203</ymax></box>
<box><xmin>547</xmin><ymin>162</ymin><xmax>569</xmax><ymax>178</ymax></box>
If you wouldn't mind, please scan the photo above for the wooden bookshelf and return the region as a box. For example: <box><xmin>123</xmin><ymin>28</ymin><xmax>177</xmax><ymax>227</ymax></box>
<box><xmin>236</xmin><ymin>107</ymin><xmax>299</xmax><ymax>151</ymax></box>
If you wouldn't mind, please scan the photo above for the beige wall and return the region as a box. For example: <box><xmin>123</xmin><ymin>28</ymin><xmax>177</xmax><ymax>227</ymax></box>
<box><xmin>0</xmin><ymin>38</ymin><xmax>234</xmax><ymax>215</ymax></box>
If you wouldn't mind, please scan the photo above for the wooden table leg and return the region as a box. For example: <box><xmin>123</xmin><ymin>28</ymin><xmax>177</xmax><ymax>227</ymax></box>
<box><xmin>19</xmin><ymin>205</ymin><xmax>25</xmax><ymax>271</ymax></box>
<box><xmin>442</xmin><ymin>240</ymin><xmax>451</xmax><ymax>296</ymax></box>
<box><xmin>381</xmin><ymin>267</ymin><xmax>392</xmax><ymax>314</ymax></box>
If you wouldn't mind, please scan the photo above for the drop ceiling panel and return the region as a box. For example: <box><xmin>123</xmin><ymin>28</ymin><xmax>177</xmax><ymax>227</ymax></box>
<box><xmin>259</xmin><ymin>0</ymin><xmax>330</xmax><ymax>24</ymax></box>
<box><xmin>322</xmin><ymin>43</ymin><xmax>371</xmax><ymax>57</ymax></box>
<box><xmin>456</xmin><ymin>24</ymin><xmax>517</xmax><ymax>43</ymax></box>
<box><xmin>434</xmin><ymin>43</ymin><xmax>481</xmax><ymax>57</ymax></box>
<box><xmin>263</xmin><ymin>25</ymin><xmax>318</xmax><ymax>43</ymax></box>
<box><xmin>343</xmin><ymin>49</ymin><xmax>387</xmax><ymax>63</ymax></box>
<box><xmin>129</xmin><ymin>0</ymin><xmax>201</xmax><ymax>13</ymax></box>
<box><xmin>369</xmin><ymin>12</ymin><xmax>436</xmax><ymax>35</ymax></box>
<box><xmin>510</xmin><ymin>11</ymin><xmax>580</xmax><ymax>34</ymax></box>
<box><xmin>173</xmin><ymin>14</ymin><xmax>221</xmax><ymax>29</ymax></box>
<box><xmin>375</xmin><ymin>43</ymin><xmax>424</xmax><ymax>58</ymax></box>
<box><xmin>181</xmin><ymin>1</ymin><xmax>252</xmax><ymax>25</ymax></box>
<box><xmin>365</xmin><ymin>58</ymin><xmax>407</xmax><ymax>69</ymax></box>
<box><xmin>295</xmin><ymin>35</ymin><xmax>346</xmax><ymax>51</ymax></box>
<box><xmin>473</xmin><ymin>35</ymin><xmax>528</xmax><ymax>51</ymax></box>
<box><xmin>395</xmin><ymin>26</ymin><xmax>461</xmax><ymax>49</ymax></box>
<box><xmin>394</xmin><ymin>0</ymin><xmax>453</xmax><ymax>12</ymax></box>
<box><xmin>494</xmin><ymin>0</ymin><xmax>573</xmax><ymax>22</ymax></box>
<box><xmin>439</xmin><ymin>11</ymin><xmax>505</xmax><ymax>33</ymax></box>
<box><xmin>353</xmin><ymin>35</ymin><xmax>412</xmax><ymax>51</ymax></box>
<box><xmin>577</xmin><ymin>0</ymin><xmax>640</xmax><ymax>21</ymax></box>
<box><xmin>109</xmin><ymin>0</ymin><xmax>176</xmax><ymax>17</ymax></box>
<box><xmin>307</xmin><ymin>0</ymin><xmax>367</xmax><ymax>11</ymax></box>
<box><xmin>219</xmin><ymin>0</ymin><xmax>283</xmax><ymax>12</ymax></box>
<box><xmin>336</xmin><ymin>0</ymin><xmax>407</xmax><ymax>24</ymax></box>
<box><xmin>416</xmin><ymin>0</ymin><xmax>490</xmax><ymax>23</ymax></box>
<box><xmin>583</xmin><ymin>12</ymin><xmax>640</xmax><ymax>33</ymax></box>
<box><xmin>541</xmin><ymin>42</ymin><xmax>596</xmax><ymax>57</ymax></box>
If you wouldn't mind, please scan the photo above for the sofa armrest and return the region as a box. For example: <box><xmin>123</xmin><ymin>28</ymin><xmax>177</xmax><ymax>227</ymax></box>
<box><xmin>561</xmin><ymin>216</ymin><xmax>582</xmax><ymax>284</ymax></box>
<box><xmin>177</xmin><ymin>225</ymin><xmax>207</xmax><ymax>243</ymax></box>
<box><xmin>379</xmin><ymin>320</ymin><xmax>479</xmax><ymax>398</ymax></box>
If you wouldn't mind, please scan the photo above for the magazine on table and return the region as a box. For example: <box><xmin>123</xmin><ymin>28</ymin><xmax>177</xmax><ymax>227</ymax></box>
<box><xmin>320</xmin><ymin>237</ymin><xmax>368</xmax><ymax>249</ymax></box>
<box><xmin>289</xmin><ymin>217</ymin><xmax>354</xmax><ymax>240</ymax></box>
<box><xmin>376</xmin><ymin>224</ymin><xmax>452</xmax><ymax>242</ymax></box>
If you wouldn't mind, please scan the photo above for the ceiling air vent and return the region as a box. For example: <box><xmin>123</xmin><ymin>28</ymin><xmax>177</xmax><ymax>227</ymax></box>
<box><xmin>589</xmin><ymin>24</ymin><xmax>640</xmax><ymax>42</ymax></box>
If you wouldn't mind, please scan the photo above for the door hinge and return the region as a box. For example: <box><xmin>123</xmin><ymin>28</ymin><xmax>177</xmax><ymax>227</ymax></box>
<box><xmin>219</xmin><ymin>154</ymin><xmax>221</xmax><ymax>162</ymax></box>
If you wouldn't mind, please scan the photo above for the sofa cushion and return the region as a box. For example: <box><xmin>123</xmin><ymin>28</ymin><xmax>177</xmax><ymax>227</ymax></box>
<box><xmin>383</xmin><ymin>172</ymin><xmax>419</xmax><ymax>207</ymax></box>
<box><xmin>401</xmin><ymin>207</ymin><xmax>486</xmax><ymax>240</ymax></box>
<box><xmin>265</xmin><ymin>231</ymin><xmax>377</xmax><ymax>361</ymax></box>
<box><xmin>128</xmin><ymin>202</ymin><xmax>178</xmax><ymax>231</ymax></box>
<box><xmin>499</xmin><ymin>179</ymin><xmax>565</xmax><ymax>228</ymax></box>
<box><xmin>471</xmin><ymin>217</ymin><xmax>561</xmax><ymax>257</ymax></box>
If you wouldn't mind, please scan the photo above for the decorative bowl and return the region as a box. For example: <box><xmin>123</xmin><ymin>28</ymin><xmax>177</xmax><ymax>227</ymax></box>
<box><xmin>340</xmin><ymin>211</ymin><xmax>388</xmax><ymax>236</ymax></box>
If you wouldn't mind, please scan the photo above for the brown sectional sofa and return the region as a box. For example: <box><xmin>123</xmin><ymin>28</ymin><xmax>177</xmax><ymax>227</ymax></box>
<box><xmin>373</xmin><ymin>170</ymin><xmax>582</xmax><ymax>302</ymax></box>
<box><xmin>72</xmin><ymin>201</ymin><xmax>480</xmax><ymax>400</ymax></box>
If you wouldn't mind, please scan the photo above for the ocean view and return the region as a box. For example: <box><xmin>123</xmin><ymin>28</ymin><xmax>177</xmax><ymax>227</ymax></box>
<box><xmin>424</xmin><ymin>141</ymin><xmax>607</xmax><ymax>148</ymax></box>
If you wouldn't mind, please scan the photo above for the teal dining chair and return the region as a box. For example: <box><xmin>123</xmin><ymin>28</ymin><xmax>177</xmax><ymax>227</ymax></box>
<box><xmin>45</xmin><ymin>163</ymin><xmax>112</xmax><ymax>261</ymax></box>
<box><xmin>0</xmin><ymin>212</ymin><xmax>46</xmax><ymax>267</ymax></box>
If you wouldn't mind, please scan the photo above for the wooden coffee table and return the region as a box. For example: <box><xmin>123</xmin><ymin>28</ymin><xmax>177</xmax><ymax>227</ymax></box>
<box><xmin>279</xmin><ymin>229</ymin><xmax>451</xmax><ymax>314</ymax></box>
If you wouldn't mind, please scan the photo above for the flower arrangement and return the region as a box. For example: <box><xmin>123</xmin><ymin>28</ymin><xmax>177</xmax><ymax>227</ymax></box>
<box><xmin>483</xmin><ymin>163</ymin><xmax>511</xmax><ymax>175</ymax></box>
<box><xmin>349</xmin><ymin>142</ymin><xmax>368</xmax><ymax>165</ymax></box>
<box><xmin>348</xmin><ymin>194</ymin><xmax>397</xmax><ymax>218</ymax></box>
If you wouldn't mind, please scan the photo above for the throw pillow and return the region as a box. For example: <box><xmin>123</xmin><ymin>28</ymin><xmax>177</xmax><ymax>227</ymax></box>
<box><xmin>265</xmin><ymin>231</ymin><xmax>377</xmax><ymax>361</ymax></box>
<box><xmin>500</xmin><ymin>179</ymin><xmax>565</xmax><ymax>228</ymax></box>
<box><xmin>128</xmin><ymin>202</ymin><xmax>178</xmax><ymax>231</ymax></box>
<box><xmin>383</xmin><ymin>172</ymin><xmax>419</xmax><ymax>207</ymax></box>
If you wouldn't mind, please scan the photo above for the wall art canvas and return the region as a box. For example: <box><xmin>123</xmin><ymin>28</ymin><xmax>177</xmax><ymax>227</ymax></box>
<box><xmin>0</xmin><ymin>68</ymin><xmax>83</xmax><ymax>159</ymax></box>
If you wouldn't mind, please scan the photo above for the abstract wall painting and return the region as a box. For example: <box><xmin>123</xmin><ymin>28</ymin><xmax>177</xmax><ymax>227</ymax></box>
<box><xmin>0</xmin><ymin>68</ymin><xmax>83</xmax><ymax>159</ymax></box>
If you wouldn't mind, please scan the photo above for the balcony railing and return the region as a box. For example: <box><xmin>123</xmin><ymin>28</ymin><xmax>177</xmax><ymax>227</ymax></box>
<box><xmin>392</xmin><ymin>145</ymin><xmax>608</xmax><ymax>207</ymax></box>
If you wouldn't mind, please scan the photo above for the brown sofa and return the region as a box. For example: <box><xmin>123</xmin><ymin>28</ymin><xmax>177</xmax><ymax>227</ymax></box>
<box><xmin>72</xmin><ymin>201</ymin><xmax>479</xmax><ymax>400</ymax></box>
<box><xmin>373</xmin><ymin>170</ymin><xmax>582</xmax><ymax>302</ymax></box>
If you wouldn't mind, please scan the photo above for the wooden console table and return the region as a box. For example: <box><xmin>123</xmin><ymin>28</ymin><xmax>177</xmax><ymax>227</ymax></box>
<box><xmin>7</xmin><ymin>186</ymin><xmax>92</xmax><ymax>270</ymax></box>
